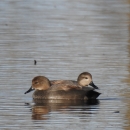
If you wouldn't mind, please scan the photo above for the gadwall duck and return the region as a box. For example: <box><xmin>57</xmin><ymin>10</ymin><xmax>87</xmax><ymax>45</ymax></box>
<box><xmin>24</xmin><ymin>72</ymin><xmax>100</xmax><ymax>100</ymax></box>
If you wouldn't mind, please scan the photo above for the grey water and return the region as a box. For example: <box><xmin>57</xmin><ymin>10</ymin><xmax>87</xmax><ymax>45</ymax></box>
<box><xmin>0</xmin><ymin>0</ymin><xmax>130</xmax><ymax>130</ymax></box>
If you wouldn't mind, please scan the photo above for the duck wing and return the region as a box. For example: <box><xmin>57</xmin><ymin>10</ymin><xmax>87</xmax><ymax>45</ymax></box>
<box><xmin>51</xmin><ymin>80</ymin><xmax>77</xmax><ymax>85</ymax></box>
<box><xmin>50</xmin><ymin>83</ymin><xmax>81</xmax><ymax>91</ymax></box>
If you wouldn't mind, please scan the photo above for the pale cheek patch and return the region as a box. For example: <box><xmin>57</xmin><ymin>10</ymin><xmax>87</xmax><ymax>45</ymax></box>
<box><xmin>37</xmin><ymin>87</ymin><xmax>43</xmax><ymax>90</ymax></box>
<box><xmin>80</xmin><ymin>79</ymin><xmax>88</xmax><ymax>86</ymax></box>
<box><xmin>81</xmin><ymin>77</ymin><xmax>92</xmax><ymax>86</ymax></box>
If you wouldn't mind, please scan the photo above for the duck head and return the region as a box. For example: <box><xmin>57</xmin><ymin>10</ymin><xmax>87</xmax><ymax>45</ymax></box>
<box><xmin>24</xmin><ymin>76</ymin><xmax>51</xmax><ymax>94</ymax></box>
<box><xmin>77</xmin><ymin>72</ymin><xmax>98</xmax><ymax>89</ymax></box>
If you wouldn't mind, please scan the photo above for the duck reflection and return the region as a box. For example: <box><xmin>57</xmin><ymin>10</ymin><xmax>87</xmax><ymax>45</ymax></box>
<box><xmin>32</xmin><ymin>105</ymin><xmax>50</xmax><ymax>120</ymax></box>
<box><xmin>25</xmin><ymin>99</ymin><xmax>100</xmax><ymax>120</ymax></box>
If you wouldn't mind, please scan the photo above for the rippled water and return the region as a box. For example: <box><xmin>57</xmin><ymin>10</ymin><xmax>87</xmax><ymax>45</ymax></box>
<box><xmin>0</xmin><ymin>0</ymin><xmax>130</xmax><ymax>130</ymax></box>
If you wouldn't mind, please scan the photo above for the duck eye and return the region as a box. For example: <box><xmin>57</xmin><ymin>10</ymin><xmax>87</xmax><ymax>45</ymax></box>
<box><xmin>35</xmin><ymin>82</ymin><xmax>39</xmax><ymax>84</ymax></box>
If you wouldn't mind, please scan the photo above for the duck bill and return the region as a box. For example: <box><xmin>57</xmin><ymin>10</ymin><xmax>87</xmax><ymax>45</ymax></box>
<box><xmin>89</xmin><ymin>81</ymin><xmax>98</xmax><ymax>89</ymax></box>
<box><xmin>24</xmin><ymin>86</ymin><xmax>34</xmax><ymax>94</ymax></box>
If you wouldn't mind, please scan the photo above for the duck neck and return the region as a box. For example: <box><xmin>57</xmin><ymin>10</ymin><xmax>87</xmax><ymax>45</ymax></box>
<box><xmin>41</xmin><ymin>81</ymin><xmax>51</xmax><ymax>90</ymax></box>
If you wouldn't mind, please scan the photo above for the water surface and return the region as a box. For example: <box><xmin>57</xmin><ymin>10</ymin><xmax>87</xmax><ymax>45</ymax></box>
<box><xmin>0</xmin><ymin>0</ymin><xmax>130</xmax><ymax>130</ymax></box>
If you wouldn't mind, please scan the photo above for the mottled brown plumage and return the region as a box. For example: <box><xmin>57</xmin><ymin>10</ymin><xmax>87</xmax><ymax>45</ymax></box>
<box><xmin>24</xmin><ymin>72</ymin><xmax>100</xmax><ymax>100</ymax></box>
